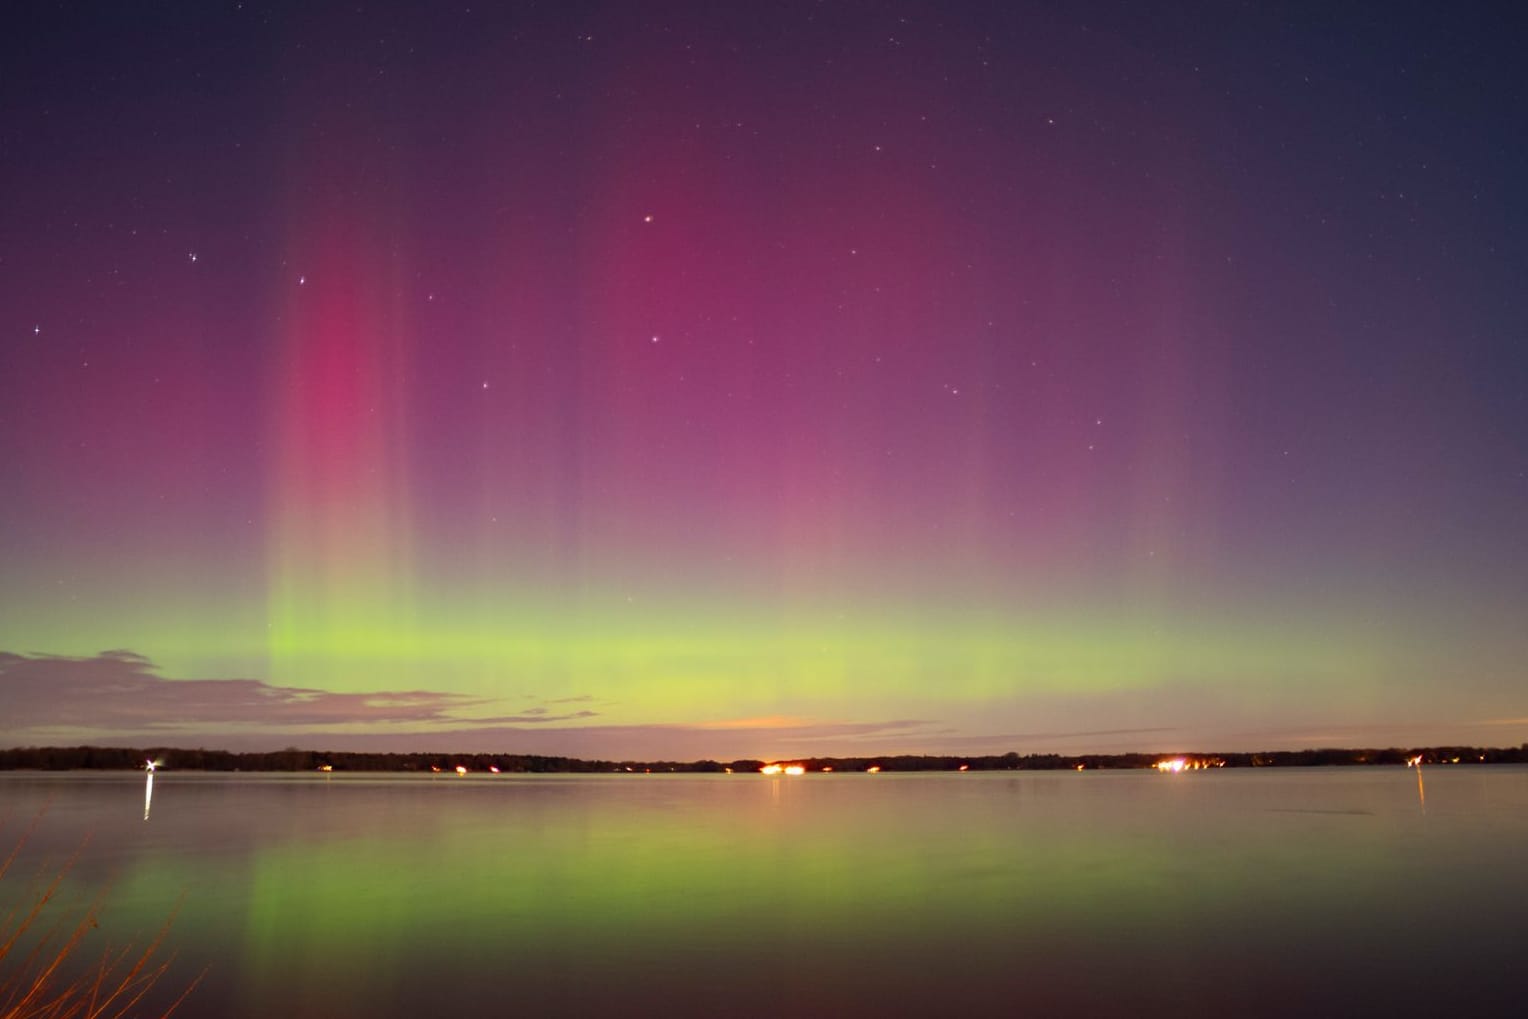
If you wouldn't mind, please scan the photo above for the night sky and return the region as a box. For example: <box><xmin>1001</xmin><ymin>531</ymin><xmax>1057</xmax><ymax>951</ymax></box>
<box><xmin>3</xmin><ymin>1</ymin><xmax>1526</xmax><ymax>758</ymax></box>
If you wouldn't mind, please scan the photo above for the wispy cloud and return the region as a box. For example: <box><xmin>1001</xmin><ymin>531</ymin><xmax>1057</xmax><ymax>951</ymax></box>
<box><xmin>470</xmin><ymin>710</ymin><xmax>601</xmax><ymax>724</ymax></box>
<box><xmin>0</xmin><ymin>649</ymin><xmax>600</xmax><ymax>741</ymax></box>
<box><xmin>0</xmin><ymin>649</ymin><xmax>939</xmax><ymax>759</ymax></box>
<box><xmin>838</xmin><ymin>725</ymin><xmax>1178</xmax><ymax>747</ymax></box>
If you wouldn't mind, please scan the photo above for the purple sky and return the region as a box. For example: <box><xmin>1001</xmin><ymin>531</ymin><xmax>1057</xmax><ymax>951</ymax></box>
<box><xmin>3</xmin><ymin>2</ymin><xmax>1526</xmax><ymax>757</ymax></box>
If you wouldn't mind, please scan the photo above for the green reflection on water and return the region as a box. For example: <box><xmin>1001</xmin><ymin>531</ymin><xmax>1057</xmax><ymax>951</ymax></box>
<box><xmin>9</xmin><ymin>770</ymin><xmax>1528</xmax><ymax>1017</ymax></box>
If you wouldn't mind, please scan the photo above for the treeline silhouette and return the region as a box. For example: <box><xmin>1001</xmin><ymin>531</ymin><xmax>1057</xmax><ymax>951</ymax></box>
<box><xmin>1</xmin><ymin>744</ymin><xmax>1525</xmax><ymax>772</ymax></box>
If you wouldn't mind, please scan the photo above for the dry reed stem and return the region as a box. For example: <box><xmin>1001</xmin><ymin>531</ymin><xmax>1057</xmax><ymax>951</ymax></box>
<box><xmin>1</xmin><ymin>818</ymin><xmax>197</xmax><ymax>1019</ymax></box>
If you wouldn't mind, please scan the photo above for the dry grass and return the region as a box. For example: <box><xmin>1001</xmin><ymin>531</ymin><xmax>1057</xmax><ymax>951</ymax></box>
<box><xmin>0</xmin><ymin>823</ymin><xmax>199</xmax><ymax>1019</ymax></box>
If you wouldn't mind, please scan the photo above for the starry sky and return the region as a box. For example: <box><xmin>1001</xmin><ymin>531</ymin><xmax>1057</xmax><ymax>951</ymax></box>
<box><xmin>3</xmin><ymin>1</ymin><xmax>1526</xmax><ymax>758</ymax></box>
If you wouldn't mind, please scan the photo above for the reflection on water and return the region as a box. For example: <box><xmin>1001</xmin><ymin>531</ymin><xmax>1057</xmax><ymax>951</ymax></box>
<box><xmin>3</xmin><ymin>768</ymin><xmax>1526</xmax><ymax>1017</ymax></box>
<box><xmin>144</xmin><ymin>760</ymin><xmax>157</xmax><ymax>821</ymax></box>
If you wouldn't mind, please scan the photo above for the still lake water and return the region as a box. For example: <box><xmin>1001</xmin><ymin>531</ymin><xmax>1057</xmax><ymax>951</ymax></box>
<box><xmin>3</xmin><ymin>767</ymin><xmax>1525</xmax><ymax>1017</ymax></box>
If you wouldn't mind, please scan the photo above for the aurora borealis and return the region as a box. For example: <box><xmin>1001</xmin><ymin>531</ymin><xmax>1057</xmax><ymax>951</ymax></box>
<box><xmin>2</xmin><ymin>2</ymin><xmax>1525</xmax><ymax>757</ymax></box>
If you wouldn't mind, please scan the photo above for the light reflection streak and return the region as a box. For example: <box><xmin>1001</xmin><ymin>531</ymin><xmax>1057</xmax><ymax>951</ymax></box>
<box><xmin>144</xmin><ymin>759</ymin><xmax>159</xmax><ymax>820</ymax></box>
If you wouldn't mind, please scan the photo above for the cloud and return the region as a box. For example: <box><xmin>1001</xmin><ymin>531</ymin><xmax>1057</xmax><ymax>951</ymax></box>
<box><xmin>909</xmin><ymin>726</ymin><xmax>1178</xmax><ymax>744</ymax></box>
<box><xmin>0</xmin><ymin>650</ymin><xmax>971</xmax><ymax>760</ymax></box>
<box><xmin>0</xmin><ymin>649</ymin><xmax>599</xmax><ymax>741</ymax></box>
<box><xmin>470</xmin><ymin>710</ymin><xmax>600</xmax><ymax>724</ymax></box>
<box><xmin>767</xmin><ymin>719</ymin><xmax>940</xmax><ymax>742</ymax></box>
<box><xmin>0</xmin><ymin>649</ymin><xmax>935</xmax><ymax>759</ymax></box>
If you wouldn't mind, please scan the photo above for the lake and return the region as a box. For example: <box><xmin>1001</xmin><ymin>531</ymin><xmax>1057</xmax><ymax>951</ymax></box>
<box><xmin>3</xmin><ymin>767</ymin><xmax>1525</xmax><ymax>1016</ymax></box>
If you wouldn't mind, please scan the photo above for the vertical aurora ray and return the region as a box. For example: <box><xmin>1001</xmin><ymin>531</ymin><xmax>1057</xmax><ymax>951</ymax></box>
<box><xmin>266</xmin><ymin>203</ymin><xmax>418</xmax><ymax>691</ymax></box>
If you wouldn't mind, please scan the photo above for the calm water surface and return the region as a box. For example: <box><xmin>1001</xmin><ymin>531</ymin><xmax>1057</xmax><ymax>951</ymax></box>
<box><xmin>2</xmin><ymin>768</ymin><xmax>1525</xmax><ymax>1017</ymax></box>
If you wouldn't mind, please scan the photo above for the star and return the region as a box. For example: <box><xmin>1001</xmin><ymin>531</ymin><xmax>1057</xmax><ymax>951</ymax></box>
<box><xmin>298</xmin><ymin>275</ymin><xmax>306</xmax><ymax>286</ymax></box>
<box><xmin>188</xmin><ymin>252</ymin><xmax>198</xmax><ymax>262</ymax></box>
<box><xmin>33</xmin><ymin>325</ymin><xmax>40</xmax><ymax>335</ymax></box>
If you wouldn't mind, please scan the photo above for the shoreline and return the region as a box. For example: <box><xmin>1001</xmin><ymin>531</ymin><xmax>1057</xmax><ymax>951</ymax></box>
<box><xmin>2</xmin><ymin>744</ymin><xmax>1525</xmax><ymax>773</ymax></box>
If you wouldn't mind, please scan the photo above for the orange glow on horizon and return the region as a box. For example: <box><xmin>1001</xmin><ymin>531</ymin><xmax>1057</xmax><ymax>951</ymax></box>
<box><xmin>697</xmin><ymin>715</ymin><xmax>812</xmax><ymax>730</ymax></box>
